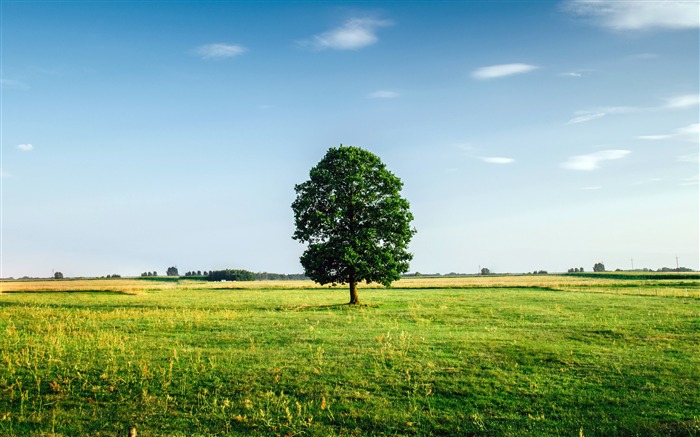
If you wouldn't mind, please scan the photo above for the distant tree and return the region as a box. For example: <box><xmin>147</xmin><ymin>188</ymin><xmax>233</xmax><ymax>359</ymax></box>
<box><xmin>480</xmin><ymin>267</ymin><xmax>491</xmax><ymax>275</ymax></box>
<box><xmin>166</xmin><ymin>266</ymin><xmax>179</xmax><ymax>276</ymax></box>
<box><xmin>54</xmin><ymin>271</ymin><xmax>64</xmax><ymax>279</ymax></box>
<box><xmin>197</xmin><ymin>270</ymin><xmax>202</xmax><ymax>276</ymax></box>
<box><xmin>593</xmin><ymin>262</ymin><xmax>606</xmax><ymax>272</ymax></box>
<box><xmin>207</xmin><ymin>269</ymin><xmax>255</xmax><ymax>282</ymax></box>
<box><xmin>292</xmin><ymin>145</ymin><xmax>415</xmax><ymax>304</ymax></box>
<box><xmin>153</xmin><ymin>271</ymin><xmax>158</xmax><ymax>277</ymax></box>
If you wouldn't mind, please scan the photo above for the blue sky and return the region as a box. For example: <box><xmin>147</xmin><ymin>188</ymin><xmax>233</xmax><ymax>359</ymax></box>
<box><xmin>2</xmin><ymin>0</ymin><xmax>698</xmax><ymax>278</ymax></box>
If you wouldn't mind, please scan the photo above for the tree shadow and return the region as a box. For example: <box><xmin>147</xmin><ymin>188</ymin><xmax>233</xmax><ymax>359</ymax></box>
<box><xmin>277</xmin><ymin>302</ymin><xmax>378</xmax><ymax>312</ymax></box>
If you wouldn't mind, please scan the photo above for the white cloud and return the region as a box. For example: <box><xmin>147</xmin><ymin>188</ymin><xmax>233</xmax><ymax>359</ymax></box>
<box><xmin>0</xmin><ymin>169</ymin><xmax>11</xmax><ymax>178</ymax></box>
<box><xmin>637</xmin><ymin>123</ymin><xmax>699</xmax><ymax>142</ymax></box>
<box><xmin>301</xmin><ymin>18</ymin><xmax>392</xmax><ymax>51</ymax></box>
<box><xmin>472</xmin><ymin>63</ymin><xmax>539</xmax><ymax>80</ymax></box>
<box><xmin>561</xmin><ymin>149</ymin><xmax>630</xmax><ymax>171</ymax></box>
<box><xmin>561</xmin><ymin>72</ymin><xmax>583</xmax><ymax>78</ymax></box>
<box><xmin>567</xmin><ymin>111</ymin><xmax>606</xmax><ymax>124</ymax></box>
<box><xmin>565</xmin><ymin>0</ymin><xmax>700</xmax><ymax>30</ymax></box>
<box><xmin>17</xmin><ymin>143</ymin><xmax>34</xmax><ymax>152</ymax></box>
<box><xmin>632</xmin><ymin>177</ymin><xmax>663</xmax><ymax>186</ymax></box>
<box><xmin>481</xmin><ymin>157</ymin><xmax>515</xmax><ymax>164</ymax></box>
<box><xmin>191</xmin><ymin>43</ymin><xmax>247</xmax><ymax>60</ymax></box>
<box><xmin>367</xmin><ymin>90</ymin><xmax>399</xmax><ymax>99</ymax></box>
<box><xmin>662</xmin><ymin>94</ymin><xmax>700</xmax><ymax>109</ymax></box>
<box><xmin>568</xmin><ymin>95</ymin><xmax>699</xmax><ymax>124</ymax></box>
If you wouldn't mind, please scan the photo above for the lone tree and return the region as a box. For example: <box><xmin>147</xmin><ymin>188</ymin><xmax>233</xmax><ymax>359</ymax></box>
<box><xmin>292</xmin><ymin>145</ymin><xmax>415</xmax><ymax>304</ymax></box>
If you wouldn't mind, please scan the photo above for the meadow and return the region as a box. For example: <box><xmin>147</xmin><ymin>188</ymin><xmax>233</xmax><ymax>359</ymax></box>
<box><xmin>1</xmin><ymin>274</ymin><xmax>698</xmax><ymax>436</ymax></box>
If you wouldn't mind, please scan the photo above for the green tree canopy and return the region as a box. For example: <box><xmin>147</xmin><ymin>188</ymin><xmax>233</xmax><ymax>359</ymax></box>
<box><xmin>292</xmin><ymin>145</ymin><xmax>415</xmax><ymax>304</ymax></box>
<box><xmin>207</xmin><ymin>269</ymin><xmax>255</xmax><ymax>282</ymax></box>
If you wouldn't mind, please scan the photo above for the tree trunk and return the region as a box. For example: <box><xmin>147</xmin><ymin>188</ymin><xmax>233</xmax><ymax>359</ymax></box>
<box><xmin>349</xmin><ymin>280</ymin><xmax>359</xmax><ymax>305</ymax></box>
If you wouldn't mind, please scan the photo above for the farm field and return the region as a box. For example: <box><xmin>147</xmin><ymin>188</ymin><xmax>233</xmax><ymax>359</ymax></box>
<box><xmin>1</xmin><ymin>274</ymin><xmax>698</xmax><ymax>436</ymax></box>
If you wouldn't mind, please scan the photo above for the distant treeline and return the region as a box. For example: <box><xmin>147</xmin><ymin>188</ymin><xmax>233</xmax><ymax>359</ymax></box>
<box><xmin>252</xmin><ymin>272</ymin><xmax>308</xmax><ymax>281</ymax></box>
<box><xmin>206</xmin><ymin>269</ymin><xmax>255</xmax><ymax>282</ymax></box>
<box><xmin>177</xmin><ymin>270</ymin><xmax>308</xmax><ymax>281</ymax></box>
<box><xmin>567</xmin><ymin>271</ymin><xmax>700</xmax><ymax>280</ymax></box>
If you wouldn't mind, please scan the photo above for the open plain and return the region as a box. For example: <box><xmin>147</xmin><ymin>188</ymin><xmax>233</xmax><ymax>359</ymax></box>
<box><xmin>1</xmin><ymin>274</ymin><xmax>698</xmax><ymax>436</ymax></box>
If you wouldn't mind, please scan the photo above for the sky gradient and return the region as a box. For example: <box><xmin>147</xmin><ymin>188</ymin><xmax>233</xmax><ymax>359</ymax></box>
<box><xmin>2</xmin><ymin>0</ymin><xmax>699</xmax><ymax>278</ymax></box>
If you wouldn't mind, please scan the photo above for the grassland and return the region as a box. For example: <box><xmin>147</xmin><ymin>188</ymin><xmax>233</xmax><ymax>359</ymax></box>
<box><xmin>1</xmin><ymin>274</ymin><xmax>698</xmax><ymax>436</ymax></box>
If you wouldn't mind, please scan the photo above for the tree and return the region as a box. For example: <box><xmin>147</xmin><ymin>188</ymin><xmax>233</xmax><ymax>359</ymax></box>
<box><xmin>207</xmin><ymin>269</ymin><xmax>255</xmax><ymax>282</ymax></box>
<box><xmin>166</xmin><ymin>266</ymin><xmax>179</xmax><ymax>276</ymax></box>
<box><xmin>54</xmin><ymin>271</ymin><xmax>64</xmax><ymax>279</ymax></box>
<box><xmin>481</xmin><ymin>267</ymin><xmax>491</xmax><ymax>275</ymax></box>
<box><xmin>292</xmin><ymin>145</ymin><xmax>415</xmax><ymax>304</ymax></box>
<box><xmin>593</xmin><ymin>262</ymin><xmax>605</xmax><ymax>272</ymax></box>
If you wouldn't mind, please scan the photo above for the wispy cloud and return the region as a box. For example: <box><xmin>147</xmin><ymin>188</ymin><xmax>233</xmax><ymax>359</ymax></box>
<box><xmin>367</xmin><ymin>90</ymin><xmax>399</xmax><ymax>99</ymax></box>
<box><xmin>1</xmin><ymin>78</ymin><xmax>29</xmax><ymax>90</ymax></box>
<box><xmin>662</xmin><ymin>94</ymin><xmax>700</xmax><ymax>109</ymax></box>
<box><xmin>632</xmin><ymin>177</ymin><xmax>663</xmax><ymax>186</ymax></box>
<box><xmin>567</xmin><ymin>106</ymin><xmax>638</xmax><ymax>123</ymax></box>
<box><xmin>565</xmin><ymin>0</ymin><xmax>700</xmax><ymax>30</ymax></box>
<box><xmin>480</xmin><ymin>157</ymin><xmax>515</xmax><ymax>164</ymax></box>
<box><xmin>568</xmin><ymin>94</ymin><xmax>699</xmax><ymax>124</ymax></box>
<box><xmin>300</xmin><ymin>17</ymin><xmax>392</xmax><ymax>51</ymax></box>
<box><xmin>472</xmin><ymin>63</ymin><xmax>538</xmax><ymax>80</ymax></box>
<box><xmin>561</xmin><ymin>149</ymin><xmax>630</xmax><ymax>171</ymax></box>
<box><xmin>568</xmin><ymin>112</ymin><xmax>606</xmax><ymax>124</ymax></box>
<box><xmin>637</xmin><ymin>123</ymin><xmax>699</xmax><ymax>142</ymax></box>
<box><xmin>17</xmin><ymin>144</ymin><xmax>34</xmax><ymax>152</ymax></box>
<box><xmin>0</xmin><ymin>169</ymin><xmax>11</xmax><ymax>179</ymax></box>
<box><xmin>559</xmin><ymin>68</ymin><xmax>595</xmax><ymax>78</ymax></box>
<box><xmin>191</xmin><ymin>43</ymin><xmax>247</xmax><ymax>60</ymax></box>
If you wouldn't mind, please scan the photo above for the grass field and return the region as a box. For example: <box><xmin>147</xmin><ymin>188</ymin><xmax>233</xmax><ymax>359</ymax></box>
<box><xmin>1</xmin><ymin>274</ymin><xmax>698</xmax><ymax>436</ymax></box>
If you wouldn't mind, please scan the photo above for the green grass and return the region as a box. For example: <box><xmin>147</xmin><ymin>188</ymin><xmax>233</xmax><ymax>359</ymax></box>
<box><xmin>1</xmin><ymin>279</ymin><xmax>698</xmax><ymax>436</ymax></box>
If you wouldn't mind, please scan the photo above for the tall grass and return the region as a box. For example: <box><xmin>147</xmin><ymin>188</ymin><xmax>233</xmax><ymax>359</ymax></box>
<box><xmin>0</xmin><ymin>276</ymin><xmax>698</xmax><ymax>435</ymax></box>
